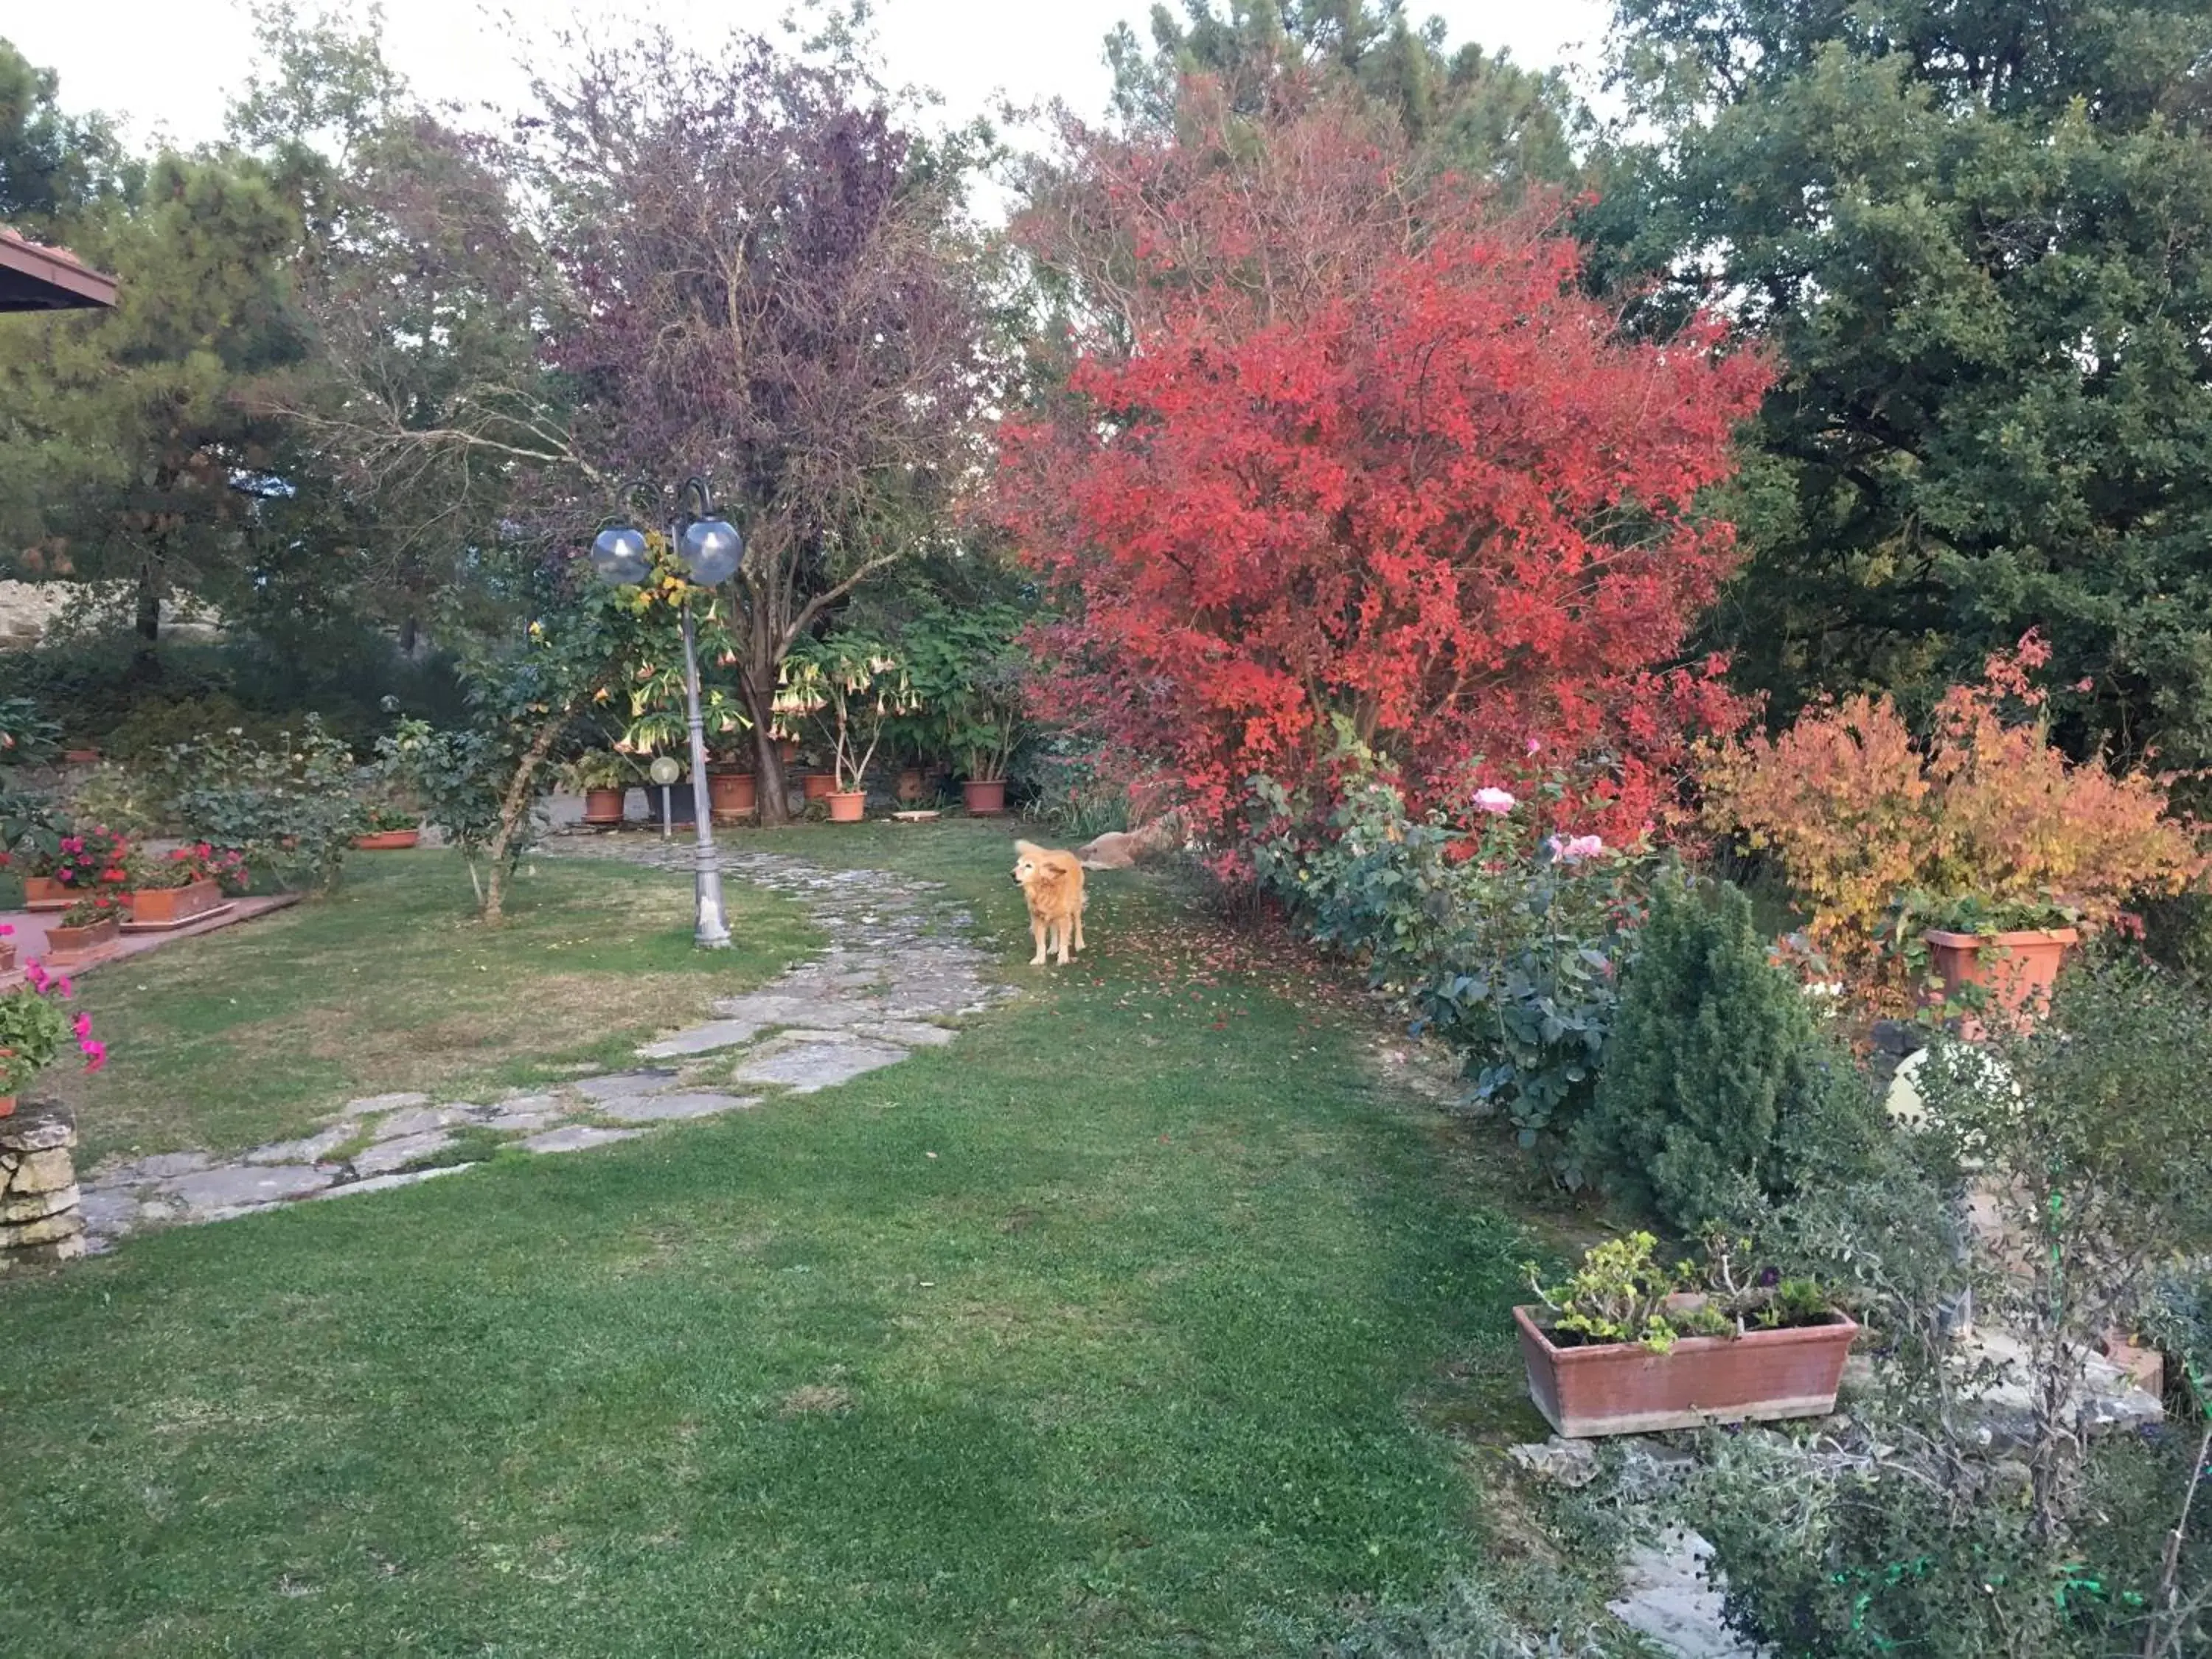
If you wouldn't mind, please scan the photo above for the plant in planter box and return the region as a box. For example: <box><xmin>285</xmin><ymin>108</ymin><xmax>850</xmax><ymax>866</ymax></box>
<box><xmin>1515</xmin><ymin>1231</ymin><xmax>1855</xmax><ymax>1436</ymax></box>
<box><xmin>0</xmin><ymin>957</ymin><xmax>105</xmax><ymax>1113</ymax></box>
<box><xmin>51</xmin><ymin>824</ymin><xmax>133</xmax><ymax>893</ymax></box>
<box><xmin>122</xmin><ymin>843</ymin><xmax>243</xmax><ymax>924</ymax></box>
<box><xmin>361</xmin><ymin>803</ymin><xmax>422</xmax><ymax>835</ymax></box>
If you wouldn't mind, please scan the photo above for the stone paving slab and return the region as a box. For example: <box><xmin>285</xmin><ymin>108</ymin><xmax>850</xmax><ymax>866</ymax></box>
<box><xmin>521</xmin><ymin>1124</ymin><xmax>644</xmax><ymax>1155</ymax></box>
<box><xmin>245</xmin><ymin>1124</ymin><xmax>356</xmax><ymax>1165</ymax></box>
<box><xmin>367</xmin><ymin>1104</ymin><xmax>482</xmax><ymax>1140</ymax></box>
<box><xmin>731</xmin><ymin>1036</ymin><xmax>912</xmax><ymax>1094</ymax></box>
<box><xmin>855</xmin><ymin>1020</ymin><xmax>957</xmax><ymax>1048</ymax></box>
<box><xmin>159</xmin><ymin>1164</ymin><xmax>335</xmax><ymax>1213</ymax></box>
<box><xmin>339</xmin><ymin>1091</ymin><xmax>430</xmax><ymax>1117</ymax></box>
<box><xmin>572</xmin><ymin>1069</ymin><xmax>681</xmax><ymax>1099</ymax></box>
<box><xmin>597</xmin><ymin>1092</ymin><xmax>762</xmax><ymax>1124</ymax></box>
<box><xmin>352</xmin><ymin>1130</ymin><xmax>458</xmax><ymax>1178</ymax></box>
<box><xmin>313</xmin><ymin>1165</ymin><xmax>477</xmax><ymax>1200</ymax></box>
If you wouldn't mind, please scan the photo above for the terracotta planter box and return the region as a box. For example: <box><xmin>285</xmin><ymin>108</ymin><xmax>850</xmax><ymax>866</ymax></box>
<box><xmin>709</xmin><ymin>771</ymin><xmax>757</xmax><ymax>821</ymax></box>
<box><xmin>1514</xmin><ymin>1304</ymin><xmax>1858</xmax><ymax>1438</ymax></box>
<box><xmin>63</xmin><ymin>748</ymin><xmax>100</xmax><ymax>764</ymax></box>
<box><xmin>125</xmin><ymin>877</ymin><xmax>225</xmax><ymax>928</ymax></box>
<box><xmin>0</xmin><ymin>939</ymin><xmax>14</xmax><ymax>973</ymax></box>
<box><xmin>352</xmin><ymin>828</ymin><xmax>422</xmax><ymax>851</ymax></box>
<box><xmin>44</xmin><ymin>916</ymin><xmax>120</xmax><ymax>962</ymax></box>
<box><xmin>21</xmin><ymin>876</ymin><xmax>70</xmax><ymax>912</ymax></box>
<box><xmin>1921</xmin><ymin>926</ymin><xmax>2078</xmax><ymax>1037</ymax></box>
<box><xmin>962</xmin><ymin>778</ymin><xmax>1007</xmax><ymax>815</ymax></box>
<box><xmin>582</xmin><ymin>787</ymin><xmax>627</xmax><ymax>825</ymax></box>
<box><xmin>827</xmin><ymin>790</ymin><xmax>867</xmax><ymax>824</ymax></box>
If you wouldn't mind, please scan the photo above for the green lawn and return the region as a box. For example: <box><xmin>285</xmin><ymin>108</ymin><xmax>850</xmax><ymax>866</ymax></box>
<box><xmin>2</xmin><ymin>823</ymin><xmax>1572</xmax><ymax>1655</ymax></box>
<box><xmin>46</xmin><ymin>849</ymin><xmax>818</xmax><ymax>1165</ymax></box>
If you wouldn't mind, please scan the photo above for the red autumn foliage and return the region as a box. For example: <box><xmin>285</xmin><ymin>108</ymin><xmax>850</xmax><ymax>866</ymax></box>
<box><xmin>999</xmin><ymin>82</ymin><xmax>1770</xmax><ymax>840</ymax></box>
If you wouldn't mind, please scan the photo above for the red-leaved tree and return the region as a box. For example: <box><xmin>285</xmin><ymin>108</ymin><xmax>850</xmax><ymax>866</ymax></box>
<box><xmin>1001</xmin><ymin>81</ymin><xmax>1770</xmax><ymax>840</ymax></box>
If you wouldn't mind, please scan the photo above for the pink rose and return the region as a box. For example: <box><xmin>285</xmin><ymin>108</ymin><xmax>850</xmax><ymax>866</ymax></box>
<box><xmin>1472</xmin><ymin>787</ymin><xmax>1517</xmax><ymax>815</ymax></box>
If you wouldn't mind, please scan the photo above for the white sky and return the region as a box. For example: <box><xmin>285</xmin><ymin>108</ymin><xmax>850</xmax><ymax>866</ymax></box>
<box><xmin>9</xmin><ymin>1</ymin><xmax>1613</xmax><ymax>153</ymax></box>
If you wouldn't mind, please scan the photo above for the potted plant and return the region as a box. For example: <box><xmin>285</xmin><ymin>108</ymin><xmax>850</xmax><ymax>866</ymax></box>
<box><xmin>15</xmin><ymin>818</ymin><xmax>124</xmax><ymax>911</ymax></box>
<box><xmin>0</xmin><ymin>959</ymin><xmax>105</xmax><ymax>1117</ymax></box>
<box><xmin>1514</xmin><ymin>1233</ymin><xmax>1858</xmax><ymax>1439</ymax></box>
<box><xmin>704</xmin><ymin>742</ymin><xmax>757</xmax><ymax>823</ymax></box>
<box><xmin>121</xmin><ymin>844</ymin><xmax>238</xmax><ymax>929</ymax></box>
<box><xmin>950</xmin><ymin>656</ymin><xmax>1023</xmax><ymax>816</ymax></box>
<box><xmin>352</xmin><ymin>804</ymin><xmax>424</xmax><ymax>852</ymax></box>
<box><xmin>556</xmin><ymin>751</ymin><xmax>638</xmax><ymax>827</ymax></box>
<box><xmin>778</xmin><ymin>635</ymin><xmax>916</xmax><ymax>825</ymax></box>
<box><xmin>44</xmin><ymin>894</ymin><xmax>123</xmax><ymax>962</ymax></box>
<box><xmin>1902</xmin><ymin>893</ymin><xmax>2080</xmax><ymax>1038</ymax></box>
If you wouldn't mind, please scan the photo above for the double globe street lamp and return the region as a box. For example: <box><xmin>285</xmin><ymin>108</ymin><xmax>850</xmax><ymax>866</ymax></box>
<box><xmin>589</xmin><ymin>476</ymin><xmax>743</xmax><ymax>950</ymax></box>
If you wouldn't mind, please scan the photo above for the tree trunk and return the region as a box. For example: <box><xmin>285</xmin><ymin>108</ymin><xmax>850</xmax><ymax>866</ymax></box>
<box><xmin>481</xmin><ymin>716</ymin><xmax>563</xmax><ymax>925</ymax></box>
<box><xmin>747</xmin><ymin>673</ymin><xmax>790</xmax><ymax>824</ymax></box>
<box><xmin>134</xmin><ymin>563</ymin><xmax>161</xmax><ymax>647</ymax></box>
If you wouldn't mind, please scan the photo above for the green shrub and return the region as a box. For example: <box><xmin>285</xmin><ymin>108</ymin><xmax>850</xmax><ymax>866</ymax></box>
<box><xmin>2140</xmin><ymin>888</ymin><xmax>2212</xmax><ymax>985</ymax></box>
<box><xmin>139</xmin><ymin>717</ymin><xmax>365</xmax><ymax>890</ymax></box>
<box><xmin>102</xmin><ymin>695</ymin><xmax>286</xmax><ymax>767</ymax></box>
<box><xmin>0</xmin><ymin>695</ymin><xmax>61</xmax><ymax>765</ymax></box>
<box><xmin>1576</xmin><ymin>880</ymin><xmax>1881</xmax><ymax>1234</ymax></box>
<box><xmin>1684</xmin><ymin>953</ymin><xmax>2212</xmax><ymax>1658</ymax></box>
<box><xmin>1248</xmin><ymin>755</ymin><xmax>1665</xmax><ymax>1176</ymax></box>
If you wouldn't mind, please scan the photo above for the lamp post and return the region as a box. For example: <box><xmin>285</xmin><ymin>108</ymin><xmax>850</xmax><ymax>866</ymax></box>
<box><xmin>589</xmin><ymin>476</ymin><xmax>742</xmax><ymax>950</ymax></box>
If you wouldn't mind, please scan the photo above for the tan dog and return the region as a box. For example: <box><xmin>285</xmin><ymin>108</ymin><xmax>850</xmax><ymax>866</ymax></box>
<box><xmin>1012</xmin><ymin>840</ymin><xmax>1086</xmax><ymax>966</ymax></box>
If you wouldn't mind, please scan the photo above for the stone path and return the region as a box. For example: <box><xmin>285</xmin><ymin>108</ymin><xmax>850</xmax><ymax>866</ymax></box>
<box><xmin>77</xmin><ymin>840</ymin><xmax>1012</xmax><ymax>1251</ymax></box>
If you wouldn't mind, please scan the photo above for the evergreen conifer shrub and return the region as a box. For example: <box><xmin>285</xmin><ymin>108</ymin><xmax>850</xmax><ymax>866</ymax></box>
<box><xmin>1577</xmin><ymin>879</ymin><xmax>1876</xmax><ymax>1232</ymax></box>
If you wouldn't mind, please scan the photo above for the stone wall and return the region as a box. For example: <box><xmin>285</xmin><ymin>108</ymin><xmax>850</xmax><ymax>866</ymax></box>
<box><xmin>0</xmin><ymin>1101</ymin><xmax>86</xmax><ymax>1267</ymax></box>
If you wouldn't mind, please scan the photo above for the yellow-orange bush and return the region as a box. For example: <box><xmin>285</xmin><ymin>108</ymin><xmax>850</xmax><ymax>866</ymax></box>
<box><xmin>1703</xmin><ymin>634</ymin><xmax>2205</xmax><ymax>1002</ymax></box>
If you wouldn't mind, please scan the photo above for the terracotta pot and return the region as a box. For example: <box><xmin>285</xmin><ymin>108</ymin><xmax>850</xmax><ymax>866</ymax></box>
<box><xmin>46</xmin><ymin>915</ymin><xmax>120</xmax><ymax>962</ymax></box>
<box><xmin>826</xmin><ymin>790</ymin><xmax>867</xmax><ymax>824</ymax></box>
<box><xmin>63</xmin><ymin>748</ymin><xmax>100</xmax><ymax>764</ymax></box>
<box><xmin>778</xmin><ymin>739</ymin><xmax>801</xmax><ymax>765</ymax></box>
<box><xmin>962</xmin><ymin>778</ymin><xmax>1007</xmax><ymax>815</ymax></box>
<box><xmin>0</xmin><ymin>1096</ymin><xmax>14</xmax><ymax>1119</ymax></box>
<box><xmin>801</xmin><ymin>771</ymin><xmax>836</xmax><ymax>802</ymax></box>
<box><xmin>352</xmin><ymin>829</ymin><xmax>422</xmax><ymax>851</ymax></box>
<box><xmin>709</xmin><ymin>771</ymin><xmax>757</xmax><ymax>821</ymax></box>
<box><xmin>582</xmin><ymin>787</ymin><xmax>627</xmax><ymax>825</ymax></box>
<box><xmin>1921</xmin><ymin>926</ymin><xmax>2079</xmax><ymax>1037</ymax></box>
<box><xmin>125</xmin><ymin>877</ymin><xmax>225</xmax><ymax>927</ymax></box>
<box><xmin>1516</xmin><ymin>1303</ymin><xmax>1859</xmax><ymax>1438</ymax></box>
<box><xmin>897</xmin><ymin>767</ymin><xmax>925</xmax><ymax>803</ymax></box>
<box><xmin>22</xmin><ymin>876</ymin><xmax>70</xmax><ymax>911</ymax></box>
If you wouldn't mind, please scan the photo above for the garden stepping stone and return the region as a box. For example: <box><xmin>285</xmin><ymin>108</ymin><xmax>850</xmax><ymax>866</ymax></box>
<box><xmin>521</xmin><ymin>1124</ymin><xmax>644</xmax><ymax>1155</ymax></box>
<box><xmin>159</xmin><ymin>1163</ymin><xmax>336</xmax><ymax>1215</ymax></box>
<box><xmin>572</xmin><ymin>1069</ymin><xmax>681</xmax><ymax>1100</ymax></box>
<box><xmin>245</xmin><ymin>1124</ymin><xmax>356</xmax><ymax>1165</ymax></box>
<box><xmin>350</xmin><ymin>1130</ymin><xmax>457</xmax><ymax>1178</ymax></box>
<box><xmin>636</xmin><ymin>1020</ymin><xmax>779</xmax><ymax>1059</ymax></box>
<box><xmin>730</xmin><ymin>1035</ymin><xmax>912</xmax><ymax>1094</ymax></box>
<box><xmin>367</xmin><ymin>1104</ymin><xmax>482</xmax><ymax>1140</ymax></box>
<box><xmin>854</xmin><ymin>1020</ymin><xmax>956</xmax><ymax>1048</ymax></box>
<box><xmin>313</xmin><ymin>1165</ymin><xmax>476</xmax><ymax>1200</ymax></box>
<box><xmin>339</xmin><ymin>1091</ymin><xmax>430</xmax><ymax>1117</ymax></box>
<box><xmin>597</xmin><ymin>1092</ymin><xmax>762</xmax><ymax>1124</ymax></box>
